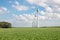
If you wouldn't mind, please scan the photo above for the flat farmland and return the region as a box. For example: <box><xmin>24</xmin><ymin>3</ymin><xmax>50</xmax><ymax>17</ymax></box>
<box><xmin>0</xmin><ymin>28</ymin><xmax>60</xmax><ymax>40</ymax></box>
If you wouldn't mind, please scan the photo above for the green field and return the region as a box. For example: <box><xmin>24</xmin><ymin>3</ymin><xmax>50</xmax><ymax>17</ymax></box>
<box><xmin>0</xmin><ymin>28</ymin><xmax>60</xmax><ymax>40</ymax></box>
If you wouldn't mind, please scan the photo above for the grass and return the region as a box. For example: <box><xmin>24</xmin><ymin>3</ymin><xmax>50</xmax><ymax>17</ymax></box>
<box><xmin>0</xmin><ymin>28</ymin><xmax>60</xmax><ymax>40</ymax></box>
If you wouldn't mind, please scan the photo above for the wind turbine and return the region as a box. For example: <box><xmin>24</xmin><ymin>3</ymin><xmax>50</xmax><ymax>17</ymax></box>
<box><xmin>32</xmin><ymin>8</ymin><xmax>39</xmax><ymax>27</ymax></box>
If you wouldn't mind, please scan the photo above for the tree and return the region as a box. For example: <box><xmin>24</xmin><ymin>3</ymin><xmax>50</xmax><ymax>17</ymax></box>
<box><xmin>0</xmin><ymin>22</ymin><xmax>12</xmax><ymax>28</ymax></box>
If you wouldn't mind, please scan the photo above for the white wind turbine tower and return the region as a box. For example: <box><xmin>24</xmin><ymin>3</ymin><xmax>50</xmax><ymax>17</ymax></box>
<box><xmin>32</xmin><ymin>0</ymin><xmax>40</xmax><ymax>27</ymax></box>
<box><xmin>32</xmin><ymin>8</ymin><xmax>39</xmax><ymax>27</ymax></box>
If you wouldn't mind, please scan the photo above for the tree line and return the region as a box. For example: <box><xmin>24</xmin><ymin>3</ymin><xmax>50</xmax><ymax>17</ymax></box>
<box><xmin>0</xmin><ymin>22</ymin><xmax>12</xmax><ymax>28</ymax></box>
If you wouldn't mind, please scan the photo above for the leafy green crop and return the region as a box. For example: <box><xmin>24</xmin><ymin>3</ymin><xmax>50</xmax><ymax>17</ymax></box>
<box><xmin>0</xmin><ymin>28</ymin><xmax>60</xmax><ymax>40</ymax></box>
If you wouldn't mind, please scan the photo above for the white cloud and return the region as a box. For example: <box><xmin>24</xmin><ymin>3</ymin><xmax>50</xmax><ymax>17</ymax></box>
<box><xmin>12</xmin><ymin>1</ymin><xmax>29</xmax><ymax>11</ymax></box>
<box><xmin>56</xmin><ymin>14</ymin><xmax>60</xmax><ymax>19</ymax></box>
<box><xmin>0</xmin><ymin>7</ymin><xmax>9</xmax><ymax>14</ymax></box>
<box><xmin>13</xmin><ymin>14</ymin><xmax>33</xmax><ymax>22</ymax></box>
<box><xmin>13</xmin><ymin>14</ymin><xmax>30</xmax><ymax>22</ymax></box>
<box><xmin>45</xmin><ymin>7</ymin><xmax>53</xmax><ymax>13</ymax></box>
<box><xmin>26</xmin><ymin>0</ymin><xmax>48</xmax><ymax>8</ymax></box>
<box><xmin>15</xmin><ymin>1</ymin><xmax>19</xmax><ymax>5</ymax></box>
<box><xmin>39</xmin><ymin>16</ymin><xmax>47</xmax><ymax>20</ymax></box>
<box><xmin>53</xmin><ymin>0</ymin><xmax>60</xmax><ymax>5</ymax></box>
<box><xmin>26</xmin><ymin>0</ymin><xmax>47</xmax><ymax>4</ymax></box>
<box><xmin>12</xmin><ymin>14</ymin><xmax>33</xmax><ymax>27</ymax></box>
<box><xmin>12</xmin><ymin>5</ymin><xmax>29</xmax><ymax>11</ymax></box>
<box><xmin>0</xmin><ymin>7</ymin><xmax>7</xmax><ymax>13</ymax></box>
<box><xmin>26</xmin><ymin>0</ymin><xmax>60</xmax><ymax>13</ymax></box>
<box><xmin>45</xmin><ymin>13</ymin><xmax>60</xmax><ymax>20</ymax></box>
<box><xmin>12</xmin><ymin>11</ymin><xmax>60</xmax><ymax>21</ymax></box>
<box><xmin>40</xmin><ymin>11</ymin><xmax>45</xmax><ymax>15</ymax></box>
<box><xmin>1</xmin><ymin>11</ymin><xmax>60</xmax><ymax>27</ymax></box>
<box><xmin>12</xmin><ymin>12</ymin><xmax>60</xmax><ymax>27</ymax></box>
<box><xmin>26</xmin><ymin>0</ymin><xmax>60</xmax><ymax>22</ymax></box>
<box><xmin>46</xmin><ymin>0</ymin><xmax>60</xmax><ymax>13</ymax></box>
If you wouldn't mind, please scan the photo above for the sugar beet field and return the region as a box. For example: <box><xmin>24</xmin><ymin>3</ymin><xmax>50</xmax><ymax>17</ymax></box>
<box><xmin>0</xmin><ymin>28</ymin><xmax>60</xmax><ymax>40</ymax></box>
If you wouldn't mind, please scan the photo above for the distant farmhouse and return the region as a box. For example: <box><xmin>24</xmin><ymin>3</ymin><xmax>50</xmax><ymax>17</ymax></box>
<box><xmin>0</xmin><ymin>22</ymin><xmax>11</xmax><ymax>28</ymax></box>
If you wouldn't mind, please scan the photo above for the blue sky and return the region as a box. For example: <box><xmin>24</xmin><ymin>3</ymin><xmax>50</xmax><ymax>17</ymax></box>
<box><xmin>0</xmin><ymin>0</ymin><xmax>60</xmax><ymax>27</ymax></box>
